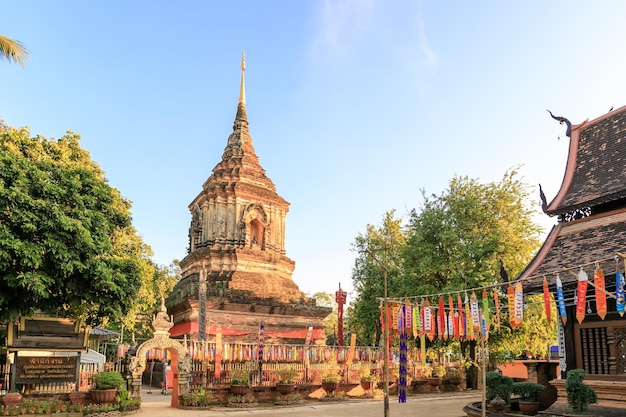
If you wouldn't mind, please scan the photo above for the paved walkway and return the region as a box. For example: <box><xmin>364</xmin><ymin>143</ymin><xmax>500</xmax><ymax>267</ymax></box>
<box><xmin>137</xmin><ymin>385</ymin><xmax>480</xmax><ymax>417</ymax></box>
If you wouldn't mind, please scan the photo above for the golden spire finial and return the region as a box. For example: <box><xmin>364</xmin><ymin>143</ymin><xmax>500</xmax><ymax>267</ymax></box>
<box><xmin>239</xmin><ymin>51</ymin><xmax>246</xmax><ymax>105</ymax></box>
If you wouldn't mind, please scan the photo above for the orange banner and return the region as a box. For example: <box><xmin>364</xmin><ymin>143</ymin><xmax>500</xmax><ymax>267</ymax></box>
<box><xmin>595</xmin><ymin>268</ymin><xmax>607</xmax><ymax>320</ymax></box>
<box><xmin>576</xmin><ymin>269</ymin><xmax>589</xmax><ymax>324</ymax></box>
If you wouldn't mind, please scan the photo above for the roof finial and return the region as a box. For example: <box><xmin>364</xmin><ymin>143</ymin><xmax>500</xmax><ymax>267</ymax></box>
<box><xmin>547</xmin><ymin>110</ymin><xmax>571</xmax><ymax>138</ymax></box>
<box><xmin>239</xmin><ymin>51</ymin><xmax>246</xmax><ymax>105</ymax></box>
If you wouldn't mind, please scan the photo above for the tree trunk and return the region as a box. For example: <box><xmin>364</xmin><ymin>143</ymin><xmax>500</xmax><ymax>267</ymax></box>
<box><xmin>375</xmin><ymin>318</ymin><xmax>381</xmax><ymax>346</ymax></box>
<box><xmin>461</xmin><ymin>340</ymin><xmax>479</xmax><ymax>390</ymax></box>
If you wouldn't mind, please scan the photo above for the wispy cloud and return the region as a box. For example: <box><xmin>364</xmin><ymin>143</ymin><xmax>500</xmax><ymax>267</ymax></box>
<box><xmin>416</xmin><ymin>13</ymin><xmax>438</xmax><ymax>71</ymax></box>
<box><xmin>312</xmin><ymin>0</ymin><xmax>376</xmax><ymax>55</ymax></box>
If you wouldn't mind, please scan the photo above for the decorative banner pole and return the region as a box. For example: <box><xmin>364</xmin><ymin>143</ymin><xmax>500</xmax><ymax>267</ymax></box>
<box><xmin>335</xmin><ymin>283</ymin><xmax>347</xmax><ymax>346</ymax></box>
<box><xmin>199</xmin><ymin>261</ymin><xmax>207</xmax><ymax>386</ymax></box>
<box><xmin>258</xmin><ymin>324</ymin><xmax>265</xmax><ymax>385</ymax></box>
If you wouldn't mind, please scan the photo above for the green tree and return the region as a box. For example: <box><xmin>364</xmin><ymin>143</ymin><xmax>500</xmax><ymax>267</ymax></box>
<box><xmin>311</xmin><ymin>291</ymin><xmax>338</xmax><ymax>345</ymax></box>
<box><xmin>349</xmin><ymin>210</ymin><xmax>407</xmax><ymax>346</ymax></box>
<box><xmin>489</xmin><ymin>294</ymin><xmax>557</xmax><ymax>363</ymax></box>
<box><xmin>0</xmin><ymin>123</ymin><xmax>150</xmax><ymax>325</ymax></box>
<box><xmin>111</xmin><ymin>260</ymin><xmax>180</xmax><ymax>339</ymax></box>
<box><xmin>401</xmin><ymin>168</ymin><xmax>543</xmax><ymax>388</ymax></box>
<box><xmin>0</xmin><ymin>35</ymin><xmax>29</xmax><ymax>66</ymax></box>
<box><xmin>402</xmin><ymin>168</ymin><xmax>541</xmax><ymax>295</ymax></box>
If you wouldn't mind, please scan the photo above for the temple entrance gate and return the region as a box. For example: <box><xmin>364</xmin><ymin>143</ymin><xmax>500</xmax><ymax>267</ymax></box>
<box><xmin>127</xmin><ymin>300</ymin><xmax>191</xmax><ymax>408</ymax></box>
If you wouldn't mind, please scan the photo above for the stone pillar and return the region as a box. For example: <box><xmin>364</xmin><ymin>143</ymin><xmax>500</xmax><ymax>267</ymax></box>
<box><xmin>208</xmin><ymin>198</ymin><xmax>216</xmax><ymax>241</ymax></box>
<box><xmin>227</xmin><ymin>195</ymin><xmax>235</xmax><ymax>243</ymax></box>
<box><xmin>523</xmin><ymin>361</ymin><xmax>558</xmax><ymax>410</ymax></box>
<box><xmin>279</xmin><ymin>210</ymin><xmax>285</xmax><ymax>253</ymax></box>
<box><xmin>201</xmin><ymin>201</ymin><xmax>210</xmax><ymax>242</ymax></box>
<box><xmin>130</xmin><ymin>374</ymin><xmax>142</xmax><ymax>399</ymax></box>
<box><xmin>216</xmin><ymin>196</ymin><xmax>226</xmax><ymax>242</ymax></box>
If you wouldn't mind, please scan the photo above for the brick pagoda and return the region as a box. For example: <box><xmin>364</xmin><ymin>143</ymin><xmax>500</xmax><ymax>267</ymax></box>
<box><xmin>166</xmin><ymin>55</ymin><xmax>330</xmax><ymax>344</ymax></box>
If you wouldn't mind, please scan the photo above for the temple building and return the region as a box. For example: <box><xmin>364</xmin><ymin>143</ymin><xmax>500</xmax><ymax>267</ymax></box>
<box><xmin>166</xmin><ymin>55</ymin><xmax>330</xmax><ymax>344</ymax></box>
<box><xmin>518</xmin><ymin>105</ymin><xmax>626</xmax><ymax>402</ymax></box>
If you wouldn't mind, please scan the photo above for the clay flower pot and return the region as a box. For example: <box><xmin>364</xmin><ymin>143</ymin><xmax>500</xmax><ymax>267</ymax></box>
<box><xmin>276</xmin><ymin>383</ymin><xmax>295</xmax><ymax>395</ymax></box>
<box><xmin>89</xmin><ymin>388</ymin><xmax>118</xmax><ymax>404</ymax></box>
<box><xmin>230</xmin><ymin>384</ymin><xmax>250</xmax><ymax>396</ymax></box>
<box><xmin>322</xmin><ymin>381</ymin><xmax>338</xmax><ymax>393</ymax></box>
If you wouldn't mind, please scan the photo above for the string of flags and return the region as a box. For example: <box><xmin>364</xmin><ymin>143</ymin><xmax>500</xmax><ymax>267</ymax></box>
<box><xmin>380</xmin><ymin>256</ymin><xmax>626</xmax><ymax>341</ymax></box>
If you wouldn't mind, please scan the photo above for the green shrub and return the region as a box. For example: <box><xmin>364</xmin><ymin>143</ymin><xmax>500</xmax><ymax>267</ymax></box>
<box><xmin>182</xmin><ymin>388</ymin><xmax>213</xmax><ymax>407</ymax></box>
<box><xmin>277</xmin><ymin>367</ymin><xmax>298</xmax><ymax>384</ymax></box>
<box><xmin>512</xmin><ymin>381</ymin><xmax>545</xmax><ymax>402</ymax></box>
<box><xmin>566</xmin><ymin>369</ymin><xmax>597</xmax><ymax>413</ymax></box>
<box><xmin>322</xmin><ymin>369</ymin><xmax>341</xmax><ymax>383</ymax></box>
<box><xmin>230</xmin><ymin>369</ymin><xmax>250</xmax><ymax>385</ymax></box>
<box><xmin>360</xmin><ymin>367</ymin><xmax>378</xmax><ymax>382</ymax></box>
<box><xmin>91</xmin><ymin>371</ymin><xmax>125</xmax><ymax>390</ymax></box>
<box><xmin>486</xmin><ymin>371</ymin><xmax>514</xmax><ymax>404</ymax></box>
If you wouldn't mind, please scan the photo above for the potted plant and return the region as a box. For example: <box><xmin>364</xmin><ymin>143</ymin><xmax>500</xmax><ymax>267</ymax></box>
<box><xmin>445</xmin><ymin>367</ymin><xmax>463</xmax><ymax>391</ymax></box>
<box><xmin>427</xmin><ymin>365</ymin><xmax>446</xmax><ymax>391</ymax></box>
<box><xmin>276</xmin><ymin>367</ymin><xmax>297</xmax><ymax>395</ymax></box>
<box><xmin>90</xmin><ymin>371</ymin><xmax>125</xmax><ymax>404</ymax></box>
<box><xmin>512</xmin><ymin>381</ymin><xmax>545</xmax><ymax>416</ymax></box>
<box><xmin>413</xmin><ymin>366</ymin><xmax>432</xmax><ymax>392</ymax></box>
<box><xmin>565</xmin><ymin>369</ymin><xmax>597</xmax><ymax>414</ymax></box>
<box><xmin>486</xmin><ymin>371</ymin><xmax>513</xmax><ymax>412</ymax></box>
<box><xmin>359</xmin><ymin>367</ymin><xmax>378</xmax><ymax>390</ymax></box>
<box><xmin>321</xmin><ymin>369</ymin><xmax>341</xmax><ymax>393</ymax></box>
<box><xmin>229</xmin><ymin>369</ymin><xmax>251</xmax><ymax>396</ymax></box>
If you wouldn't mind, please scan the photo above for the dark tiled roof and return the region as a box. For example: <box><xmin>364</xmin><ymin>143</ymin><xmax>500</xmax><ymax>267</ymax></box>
<box><xmin>517</xmin><ymin>208</ymin><xmax>626</xmax><ymax>293</ymax></box>
<box><xmin>548</xmin><ymin>107</ymin><xmax>626</xmax><ymax>214</ymax></box>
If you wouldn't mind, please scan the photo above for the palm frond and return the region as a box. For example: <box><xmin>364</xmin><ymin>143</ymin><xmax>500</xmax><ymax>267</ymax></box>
<box><xmin>0</xmin><ymin>35</ymin><xmax>30</xmax><ymax>67</ymax></box>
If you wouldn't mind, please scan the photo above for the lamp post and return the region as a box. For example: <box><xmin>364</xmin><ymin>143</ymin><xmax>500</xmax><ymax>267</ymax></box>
<box><xmin>363</xmin><ymin>246</ymin><xmax>390</xmax><ymax>417</ymax></box>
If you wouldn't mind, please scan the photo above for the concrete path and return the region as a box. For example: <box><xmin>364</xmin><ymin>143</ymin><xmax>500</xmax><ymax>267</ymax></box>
<box><xmin>137</xmin><ymin>385</ymin><xmax>480</xmax><ymax>417</ymax></box>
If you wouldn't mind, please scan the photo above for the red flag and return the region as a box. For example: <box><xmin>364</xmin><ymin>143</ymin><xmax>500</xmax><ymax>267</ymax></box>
<box><xmin>457</xmin><ymin>294</ymin><xmax>465</xmax><ymax>339</ymax></box>
<box><xmin>438</xmin><ymin>296</ymin><xmax>445</xmax><ymax>339</ymax></box>
<box><xmin>576</xmin><ymin>269</ymin><xmax>589</xmax><ymax>324</ymax></box>
<box><xmin>595</xmin><ymin>268</ymin><xmax>607</xmax><ymax>320</ymax></box>
<box><xmin>507</xmin><ymin>284</ymin><xmax>517</xmax><ymax>329</ymax></box>
<box><xmin>543</xmin><ymin>277</ymin><xmax>551</xmax><ymax>323</ymax></box>
<box><xmin>494</xmin><ymin>289</ymin><xmax>501</xmax><ymax>331</ymax></box>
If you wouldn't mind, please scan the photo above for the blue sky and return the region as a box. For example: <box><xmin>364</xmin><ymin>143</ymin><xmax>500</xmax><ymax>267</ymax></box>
<box><xmin>3</xmin><ymin>1</ymin><xmax>626</xmax><ymax>302</ymax></box>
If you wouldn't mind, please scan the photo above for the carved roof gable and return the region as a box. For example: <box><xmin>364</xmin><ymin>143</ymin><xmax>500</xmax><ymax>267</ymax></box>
<box><xmin>546</xmin><ymin>105</ymin><xmax>626</xmax><ymax>215</ymax></box>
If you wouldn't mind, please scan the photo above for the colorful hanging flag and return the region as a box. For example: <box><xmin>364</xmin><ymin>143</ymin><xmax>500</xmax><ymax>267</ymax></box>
<box><xmin>494</xmin><ymin>288</ymin><xmax>501</xmax><ymax>331</ymax></box>
<box><xmin>617</xmin><ymin>271</ymin><xmax>626</xmax><ymax>316</ymax></box>
<box><xmin>507</xmin><ymin>284</ymin><xmax>516</xmax><ymax>329</ymax></box>
<box><xmin>420</xmin><ymin>333</ymin><xmax>426</xmax><ymax>367</ymax></box>
<box><xmin>480</xmin><ymin>310</ymin><xmax>488</xmax><ymax>340</ymax></box>
<box><xmin>543</xmin><ymin>277</ymin><xmax>551</xmax><ymax>323</ymax></box>
<box><xmin>215</xmin><ymin>327</ymin><xmax>223</xmax><ymax>379</ymax></box>
<box><xmin>438</xmin><ymin>296</ymin><xmax>445</xmax><ymax>339</ymax></box>
<box><xmin>412</xmin><ymin>303</ymin><xmax>419</xmax><ymax>338</ymax></box>
<box><xmin>594</xmin><ymin>267</ymin><xmax>607</xmax><ymax>320</ymax></box>
<box><xmin>465</xmin><ymin>295</ymin><xmax>474</xmax><ymax>340</ymax></box>
<box><xmin>482</xmin><ymin>289</ymin><xmax>490</xmax><ymax>333</ymax></box>
<box><xmin>470</xmin><ymin>291</ymin><xmax>480</xmax><ymax>336</ymax></box>
<box><xmin>457</xmin><ymin>294</ymin><xmax>465</xmax><ymax>339</ymax></box>
<box><xmin>414</xmin><ymin>303</ymin><xmax>421</xmax><ymax>337</ymax></box>
<box><xmin>392</xmin><ymin>302</ymin><xmax>400</xmax><ymax>334</ymax></box>
<box><xmin>576</xmin><ymin>268</ymin><xmax>589</xmax><ymax>324</ymax></box>
<box><xmin>556</xmin><ymin>275</ymin><xmax>567</xmax><ymax>324</ymax></box>
<box><xmin>423</xmin><ymin>300</ymin><xmax>432</xmax><ymax>331</ymax></box>
<box><xmin>405</xmin><ymin>301</ymin><xmax>412</xmax><ymax>331</ymax></box>
<box><xmin>448</xmin><ymin>295</ymin><xmax>458</xmax><ymax>340</ymax></box>
<box><xmin>514</xmin><ymin>282</ymin><xmax>524</xmax><ymax>328</ymax></box>
<box><xmin>346</xmin><ymin>333</ymin><xmax>357</xmax><ymax>366</ymax></box>
<box><xmin>428</xmin><ymin>307</ymin><xmax>437</xmax><ymax>342</ymax></box>
<box><xmin>398</xmin><ymin>331</ymin><xmax>407</xmax><ymax>403</ymax></box>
